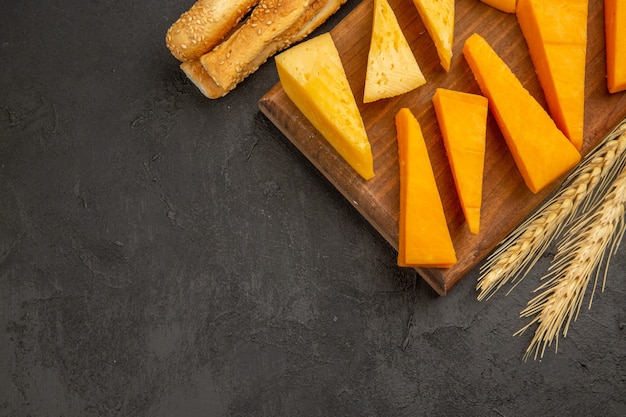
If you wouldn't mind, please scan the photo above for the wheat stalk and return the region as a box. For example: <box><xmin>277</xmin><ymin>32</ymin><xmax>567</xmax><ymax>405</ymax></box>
<box><xmin>515</xmin><ymin>163</ymin><xmax>626</xmax><ymax>360</ymax></box>
<box><xmin>477</xmin><ymin>123</ymin><xmax>626</xmax><ymax>300</ymax></box>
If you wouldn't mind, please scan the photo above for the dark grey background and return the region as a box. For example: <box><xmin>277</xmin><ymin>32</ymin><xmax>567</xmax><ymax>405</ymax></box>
<box><xmin>1</xmin><ymin>0</ymin><xmax>624</xmax><ymax>416</ymax></box>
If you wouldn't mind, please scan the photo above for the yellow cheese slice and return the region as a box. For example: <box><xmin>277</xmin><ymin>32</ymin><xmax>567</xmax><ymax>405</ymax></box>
<box><xmin>517</xmin><ymin>0</ymin><xmax>588</xmax><ymax>150</ymax></box>
<box><xmin>432</xmin><ymin>88</ymin><xmax>488</xmax><ymax>234</ymax></box>
<box><xmin>364</xmin><ymin>0</ymin><xmax>426</xmax><ymax>103</ymax></box>
<box><xmin>463</xmin><ymin>33</ymin><xmax>581</xmax><ymax>194</ymax></box>
<box><xmin>275</xmin><ymin>33</ymin><xmax>375</xmax><ymax>180</ymax></box>
<box><xmin>411</xmin><ymin>0</ymin><xmax>455</xmax><ymax>72</ymax></box>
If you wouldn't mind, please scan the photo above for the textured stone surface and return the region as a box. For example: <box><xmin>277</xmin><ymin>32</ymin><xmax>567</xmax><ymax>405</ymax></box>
<box><xmin>1</xmin><ymin>0</ymin><xmax>625</xmax><ymax>416</ymax></box>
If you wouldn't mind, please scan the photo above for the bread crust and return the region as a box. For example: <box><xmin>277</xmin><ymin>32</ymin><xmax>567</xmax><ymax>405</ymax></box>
<box><xmin>200</xmin><ymin>0</ymin><xmax>346</xmax><ymax>94</ymax></box>
<box><xmin>166</xmin><ymin>0</ymin><xmax>259</xmax><ymax>62</ymax></box>
<box><xmin>282</xmin><ymin>0</ymin><xmax>346</xmax><ymax>44</ymax></box>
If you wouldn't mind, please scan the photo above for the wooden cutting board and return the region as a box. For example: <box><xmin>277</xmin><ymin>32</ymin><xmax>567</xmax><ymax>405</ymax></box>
<box><xmin>258</xmin><ymin>0</ymin><xmax>626</xmax><ymax>295</ymax></box>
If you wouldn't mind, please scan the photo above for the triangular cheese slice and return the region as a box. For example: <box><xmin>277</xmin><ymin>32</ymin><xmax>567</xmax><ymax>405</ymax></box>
<box><xmin>411</xmin><ymin>0</ymin><xmax>455</xmax><ymax>71</ymax></box>
<box><xmin>432</xmin><ymin>88</ymin><xmax>488</xmax><ymax>234</ymax></box>
<box><xmin>364</xmin><ymin>0</ymin><xmax>426</xmax><ymax>103</ymax></box>
<box><xmin>516</xmin><ymin>0</ymin><xmax>588</xmax><ymax>150</ymax></box>
<box><xmin>275</xmin><ymin>33</ymin><xmax>375</xmax><ymax>180</ymax></box>
<box><xmin>395</xmin><ymin>108</ymin><xmax>456</xmax><ymax>268</ymax></box>
<box><xmin>463</xmin><ymin>33</ymin><xmax>581</xmax><ymax>194</ymax></box>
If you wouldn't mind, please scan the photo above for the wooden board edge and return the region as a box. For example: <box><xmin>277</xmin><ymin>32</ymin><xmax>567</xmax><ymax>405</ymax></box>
<box><xmin>260</xmin><ymin>85</ymin><xmax>452</xmax><ymax>296</ymax></box>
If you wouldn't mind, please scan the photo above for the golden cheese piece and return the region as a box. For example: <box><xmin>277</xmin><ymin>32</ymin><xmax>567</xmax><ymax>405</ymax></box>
<box><xmin>396</xmin><ymin>108</ymin><xmax>457</xmax><ymax>268</ymax></box>
<box><xmin>275</xmin><ymin>33</ymin><xmax>375</xmax><ymax>180</ymax></box>
<box><xmin>411</xmin><ymin>0</ymin><xmax>455</xmax><ymax>72</ymax></box>
<box><xmin>517</xmin><ymin>0</ymin><xmax>588</xmax><ymax>150</ymax></box>
<box><xmin>432</xmin><ymin>88</ymin><xmax>488</xmax><ymax>234</ymax></box>
<box><xmin>605</xmin><ymin>0</ymin><xmax>626</xmax><ymax>93</ymax></box>
<box><xmin>363</xmin><ymin>0</ymin><xmax>426</xmax><ymax>103</ymax></box>
<box><xmin>463</xmin><ymin>33</ymin><xmax>581</xmax><ymax>194</ymax></box>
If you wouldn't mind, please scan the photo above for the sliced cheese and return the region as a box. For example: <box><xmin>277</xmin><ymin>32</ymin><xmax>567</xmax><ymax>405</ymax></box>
<box><xmin>395</xmin><ymin>108</ymin><xmax>457</xmax><ymax>268</ymax></box>
<box><xmin>364</xmin><ymin>0</ymin><xmax>426</xmax><ymax>103</ymax></box>
<box><xmin>605</xmin><ymin>0</ymin><xmax>626</xmax><ymax>93</ymax></box>
<box><xmin>432</xmin><ymin>88</ymin><xmax>488</xmax><ymax>234</ymax></box>
<box><xmin>480</xmin><ymin>0</ymin><xmax>517</xmax><ymax>13</ymax></box>
<box><xmin>516</xmin><ymin>0</ymin><xmax>588</xmax><ymax>150</ymax></box>
<box><xmin>411</xmin><ymin>0</ymin><xmax>455</xmax><ymax>72</ymax></box>
<box><xmin>462</xmin><ymin>33</ymin><xmax>581</xmax><ymax>194</ymax></box>
<box><xmin>275</xmin><ymin>33</ymin><xmax>375</xmax><ymax>180</ymax></box>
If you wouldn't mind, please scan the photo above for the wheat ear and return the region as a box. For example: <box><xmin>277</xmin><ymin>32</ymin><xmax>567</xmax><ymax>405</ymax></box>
<box><xmin>477</xmin><ymin>123</ymin><xmax>626</xmax><ymax>300</ymax></box>
<box><xmin>515</xmin><ymin>163</ymin><xmax>626</xmax><ymax>361</ymax></box>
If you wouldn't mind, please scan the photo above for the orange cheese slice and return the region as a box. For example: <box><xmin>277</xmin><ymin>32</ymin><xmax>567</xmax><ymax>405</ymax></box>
<box><xmin>364</xmin><ymin>0</ymin><xmax>426</xmax><ymax>103</ymax></box>
<box><xmin>432</xmin><ymin>88</ymin><xmax>488</xmax><ymax>234</ymax></box>
<box><xmin>462</xmin><ymin>33</ymin><xmax>581</xmax><ymax>194</ymax></box>
<box><xmin>516</xmin><ymin>0</ymin><xmax>588</xmax><ymax>150</ymax></box>
<box><xmin>275</xmin><ymin>33</ymin><xmax>375</xmax><ymax>180</ymax></box>
<box><xmin>605</xmin><ymin>0</ymin><xmax>626</xmax><ymax>93</ymax></box>
<box><xmin>395</xmin><ymin>108</ymin><xmax>457</xmax><ymax>268</ymax></box>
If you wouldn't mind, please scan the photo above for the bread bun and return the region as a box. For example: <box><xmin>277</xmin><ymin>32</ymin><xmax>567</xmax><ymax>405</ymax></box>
<box><xmin>166</xmin><ymin>0</ymin><xmax>259</xmax><ymax>62</ymax></box>
<box><xmin>180</xmin><ymin>60</ymin><xmax>228</xmax><ymax>99</ymax></box>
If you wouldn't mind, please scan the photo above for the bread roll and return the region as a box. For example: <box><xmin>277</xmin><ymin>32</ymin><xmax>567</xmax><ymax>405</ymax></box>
<box><xmin>200</xmin><ymin>0</ymin><xmax>346</xmax><ymax>94</ymax></box>
<box><xmin>166</xmin><ymin>0</ymin><xmax>259</xmax><ymax>62</ymax></box>
<box><xmin>180</xmin><ymin>60</ymin><xmax>228</xmax><ymax>99</ymax></box>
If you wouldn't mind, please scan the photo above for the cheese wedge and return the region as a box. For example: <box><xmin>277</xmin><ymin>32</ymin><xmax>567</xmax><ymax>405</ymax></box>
<box><xmin>364</xmin><ymin>0</ymin><xmax>426</xmax><ymax>103</ymax></box>
<box><xmin>432</xmin><ymin>88</ymin><xmax>488</xmax><ymax>234</ymax></box>
<box><xmin>463</xmin><ymin>33</ymin><xmax>581</xmax><ymax>194</ymax></box>
<box><xmin>395</xmin><ymin>108</ymin><xmax>456</xmax><ymax>268</ymax></box>
<box><xmin>516</xmin><ymin>0</ymin><xmax>588</xmax><ymax>150</ymax></box>
<box><xmin>605</xmin><ymin>0</ymin><xmax>626</xmax><ymax>93</ymax></box>
<box><xmin>411</xmin><ymin>0</ymin><xmax>454</xmax><ymax>72</ymax></box>
<box><xmin>275</xmin><ymin>33</ymin><xmax>375</xmax><ymax>180</ymax></box>
<box><xmin>480</xmin><ymin>0</ymin><xmax>516</xmax><ymax>13</ymax></box>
